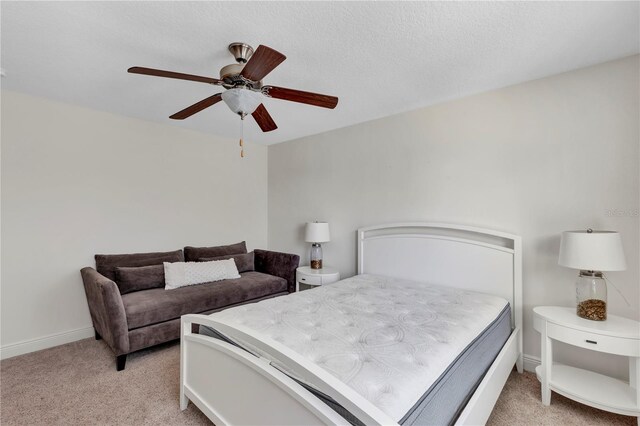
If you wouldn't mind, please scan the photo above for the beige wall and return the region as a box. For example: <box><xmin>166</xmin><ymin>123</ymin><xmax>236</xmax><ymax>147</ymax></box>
<box><xmin>1</xmin><ymin>91</ymin><xmax>268</xmax><ymax>356</ymax></box>
<box><xmin>268</xmin><ymin>55</ymin><xmax>640</xmax><ymax>378</ymax></box>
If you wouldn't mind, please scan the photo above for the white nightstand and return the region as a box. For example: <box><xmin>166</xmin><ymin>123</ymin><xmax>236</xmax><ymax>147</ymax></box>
<box><xmin>533</xmin><ymin>306</ymin><xmax>640</xmax><ymax>423</ymax></box>
<box><xmin>296</xmin><ymin>266</ymin><xmax>340</xmax><ymax>292</ymax></box>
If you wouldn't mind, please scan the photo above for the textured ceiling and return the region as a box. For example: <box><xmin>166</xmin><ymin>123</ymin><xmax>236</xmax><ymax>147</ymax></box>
<box><xmin>1</xmin><ymin>1</ymin><xmax>638</xmax><ymax>145</ymax></box>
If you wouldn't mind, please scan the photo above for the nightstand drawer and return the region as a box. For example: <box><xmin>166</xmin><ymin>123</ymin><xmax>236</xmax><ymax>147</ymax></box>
<box><xmin>547</xmin><ymin>322</ymin><xmax>639</xmax><ymax>357</ymax></box>
<box><xmin>297</xmin><ymin>274</ymin><xmax>322</xmax><ymax>285</ymax></box>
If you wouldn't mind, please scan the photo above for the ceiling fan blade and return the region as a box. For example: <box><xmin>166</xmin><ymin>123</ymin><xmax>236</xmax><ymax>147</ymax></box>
<box><xmin>240</xmin><ymin>45</ymin><xmax>286</xmax><ymax>82</ymax></box>
<box><xmin>251</xmin><ymin>104</ymin><xmax>278</xmax><ymax>132</ymax></box>
<box><xmin>169</xmin><ymin>94</ymin><xmax>223</xmax><ymax>120</ymax></box>
<box><xmin>264</xmin><ymin>86</ymin><xmax>338</xmax><ymax>109</ymax></box>
<box><xmin>128</xmin><ymin>66</ymin><xmax>221</xmax><ymax>85</ymax></box>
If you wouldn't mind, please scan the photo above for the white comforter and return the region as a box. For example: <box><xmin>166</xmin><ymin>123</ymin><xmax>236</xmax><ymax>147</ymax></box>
<box><xmin>209</xmin><ymin>274</ymin><xmax>508</xmax><ymax>421</ymax></box>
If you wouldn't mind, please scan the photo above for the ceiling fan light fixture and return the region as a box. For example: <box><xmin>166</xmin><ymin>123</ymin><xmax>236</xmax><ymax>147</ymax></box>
<box><xmin>221</xmin><ymin>87</ymin><xmax>263</xmax><ymax>116</ymax></box>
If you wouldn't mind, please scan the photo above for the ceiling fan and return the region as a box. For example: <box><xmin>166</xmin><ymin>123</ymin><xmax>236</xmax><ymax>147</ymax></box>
<box><xmin>128</xmin><ymin>43</ymin><xmax>339</xmax><ymax>133</ymax></box>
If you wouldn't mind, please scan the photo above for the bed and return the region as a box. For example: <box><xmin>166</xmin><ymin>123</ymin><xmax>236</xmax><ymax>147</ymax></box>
<box><xmin>179</xmin><ymin>223</ymin><xmax>523</xmax><ymax>425</ymax></box>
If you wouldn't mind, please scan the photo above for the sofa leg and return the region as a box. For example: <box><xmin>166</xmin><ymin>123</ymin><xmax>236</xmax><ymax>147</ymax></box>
<box><xmin>95</xmin><ymin>330</ymin><xmax>102</xmax><ymax>340</ymax></box>
<box><xmin>116</xmin><ymin>354</ymin><xmax>127</xmax><ymax>371</ymax></box>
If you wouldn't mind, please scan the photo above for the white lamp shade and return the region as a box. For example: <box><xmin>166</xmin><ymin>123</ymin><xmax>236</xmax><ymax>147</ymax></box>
<box><xmin>305</xmin><ymin>222</ymin><xmax>330</xmax><ymax>243</ymax></box>
<box><xmin>221</xmin><ymin>88</ymin><xmax>263</xmax><ymax>115</ymax></box>
<box><xmin>559</xmin><ymin>230</ymin><xmax>626</xmax><ymax>271</ymax></box>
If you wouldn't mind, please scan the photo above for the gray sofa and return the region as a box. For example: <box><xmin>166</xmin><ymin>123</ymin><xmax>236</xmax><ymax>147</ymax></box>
<box><xmin>80</xmin><ymin>241</ymin><xmax>299</xmax><ymax>371</ymax></box>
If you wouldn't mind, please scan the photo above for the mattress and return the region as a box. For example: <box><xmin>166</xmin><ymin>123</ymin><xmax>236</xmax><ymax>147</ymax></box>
<box><xmin>200</xmin><ymin>274</ymin><xmax>511</xmax><ymax>425</ymax></box>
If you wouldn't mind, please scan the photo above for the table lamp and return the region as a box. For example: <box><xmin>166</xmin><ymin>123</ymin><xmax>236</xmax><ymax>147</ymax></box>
<box><xmin>305</xmin><ymin>222</ymin><xmax>330</xmax><ymax>269</ymax></box>
<box><xmin>558</xmin><ymin>229</ymin><xmax>626</xmax><ymax>321</ymax></box>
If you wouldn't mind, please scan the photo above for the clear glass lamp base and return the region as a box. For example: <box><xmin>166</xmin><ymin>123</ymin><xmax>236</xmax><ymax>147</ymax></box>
<box><xmin>576</xmin><ymin>271</ymin><xmax>607</xmax><ymax>321</ymax></box>
<box><xmin>310</xmin><ymin>243</ymin><xmax>323</xmax><ymax>270</ymax></box>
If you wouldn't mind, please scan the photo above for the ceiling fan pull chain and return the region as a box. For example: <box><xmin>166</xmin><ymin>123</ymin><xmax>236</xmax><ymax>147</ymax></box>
<box><xmin>239</xmin><ymin>116</ymin><xmax>243</xmax><ymax>157</ymax></box>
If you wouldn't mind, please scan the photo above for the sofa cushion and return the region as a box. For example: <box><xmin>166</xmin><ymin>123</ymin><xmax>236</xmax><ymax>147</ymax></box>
<box><xmin>199</xmin><ymin>251</ymin><xmax>255</xmax><ymax>273</ymax></box>
<box><xmin>115</xmin><ymin>264</ymin><xmax>165</xmax><ymax>294</ymax></box>
<box><xmin>184</xmin><ymin>241</ymin><xmax>246</xmax><ymax>262</ymax></box>
<box><xmin>121</xmin><ymin>271</ymin><xmax>287</xmax><ymax>330</ymax></box>
<box><xmin>96</xmin><ymin>250</ymin><xmax>184</xmax><ymax>281</ymax></box>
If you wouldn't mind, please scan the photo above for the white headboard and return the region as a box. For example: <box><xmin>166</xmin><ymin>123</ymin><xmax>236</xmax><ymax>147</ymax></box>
<box><xmin>357</xmin><ymin>222</ymin><xmax>522</xmax><ymax>331</ymax></box>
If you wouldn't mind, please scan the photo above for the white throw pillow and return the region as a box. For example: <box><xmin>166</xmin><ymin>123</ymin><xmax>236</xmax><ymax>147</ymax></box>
<box><xmin>164</xmin><ymin>259</ymin><xmax>241</xmax><ymax>290</ymax></box>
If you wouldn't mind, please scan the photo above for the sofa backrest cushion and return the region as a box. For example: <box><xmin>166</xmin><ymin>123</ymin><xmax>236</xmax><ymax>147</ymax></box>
<box><xmin>115</xmin><ymin>264</ymin><xmax>165</xmax><ymax>294</ymax></box>
<box><xmin>198</xmin><ymin>251</ymin><xmax>255</xmax><ymax>273</ymax></box>
<box><xmin>184</xmin><ymin>241</ymin><xmax>247</xmax><ymax>262</ymax></box>
<box><xmin>95</xmin><ymin>249</ymin><xmax>184</xmax><ymax>281</ymax></box>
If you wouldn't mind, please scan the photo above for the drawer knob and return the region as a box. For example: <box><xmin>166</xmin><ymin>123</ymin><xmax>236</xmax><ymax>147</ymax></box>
<box><xmin>585</xmin><ymin>339</ymin><xmax>597</xmax><ymax>344</ymax></box>
<box><xmin>301</xmin><ymin>278</ymin><xmax>306</xmax><ymax>281</ymax></box>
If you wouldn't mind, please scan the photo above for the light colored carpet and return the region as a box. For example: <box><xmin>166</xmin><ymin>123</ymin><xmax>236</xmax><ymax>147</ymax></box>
<box><xmin>1</xmin><ymin>337</ymin><xmax>635</xmax><ymax>425</ymax></box>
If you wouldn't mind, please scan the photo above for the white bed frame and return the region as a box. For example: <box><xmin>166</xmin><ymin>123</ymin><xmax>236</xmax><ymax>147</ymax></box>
<box><xmin>180</xmin><ymin>223</ymin><xmax>523</xmax><ymax>425</ymax></box>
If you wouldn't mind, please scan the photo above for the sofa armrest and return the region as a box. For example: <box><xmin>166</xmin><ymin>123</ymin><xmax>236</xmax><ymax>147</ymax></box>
<box><xmin>254</xmin><ymin>249</ymin><xmax>300</xmax><ymax>293</ymax></box>
<box><xmin>80</xmin><ymin>267</ymin><xmax>130</xmax><ymax>355</ymax></box>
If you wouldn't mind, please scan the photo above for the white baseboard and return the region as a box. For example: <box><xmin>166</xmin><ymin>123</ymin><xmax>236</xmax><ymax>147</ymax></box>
<box><xmin>523</xmin><ymin>353</ymin><xmax>541</xmax><ymax>373</ymax></box>
<box><xmin>0</xmin><ymin>326</ymin><xmax>95</xmax><ymax>360</ymax></box>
